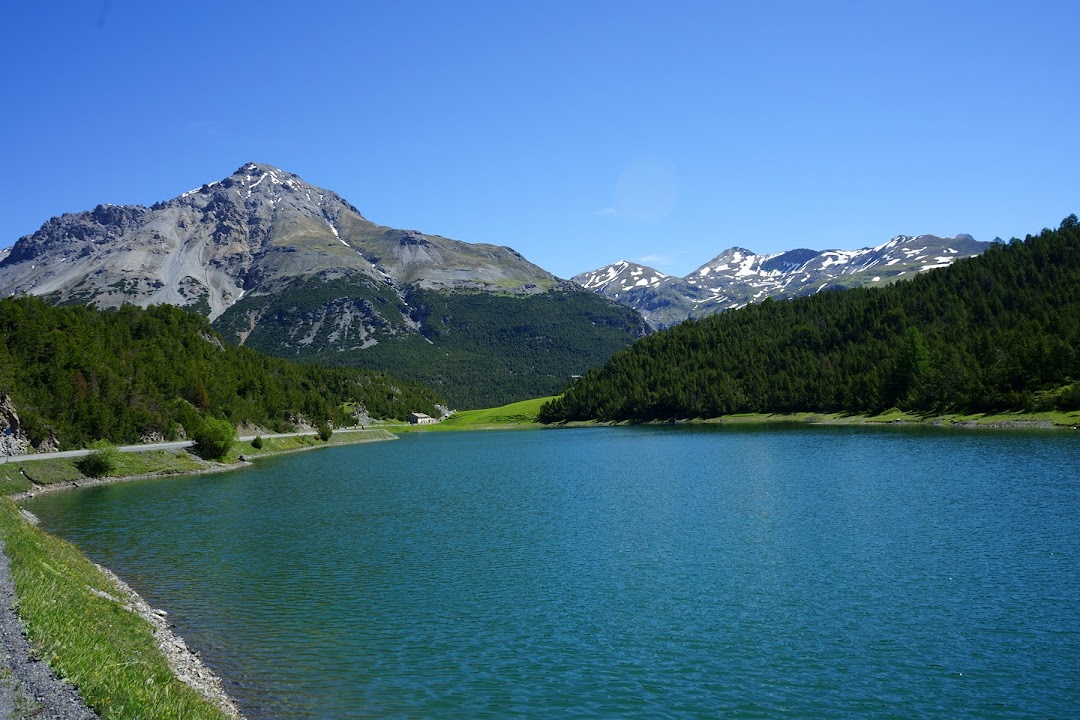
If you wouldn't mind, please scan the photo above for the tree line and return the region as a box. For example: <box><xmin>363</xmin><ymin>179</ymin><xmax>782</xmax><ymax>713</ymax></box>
<box><xmin>0</xmin><ymin>298</ymin><xmax>444</xmax><ymax>449</ymax></box>
<box><xmin>540</xmin><ymin>216</ymin><xmax>1080</xmax><ymax>422</ymax></box>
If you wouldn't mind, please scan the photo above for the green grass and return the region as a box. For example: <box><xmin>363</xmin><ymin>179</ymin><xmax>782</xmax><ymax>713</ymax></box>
<box><xmin>16</xmin><ymin>459</ymin><xmax>84</xmax><ymax>486</ymax></box>
<box><xmin>0</xmin><ymin>499</ymin><xmax>229</xmax><ymax>719</ymax></box>
<box><xmin>231</xmin><ymin>428</ymin><xmax>396</xmax><ymax>460</ymax></box>
<box><xmin>110</xmin><ymin>450</ymin><xmax>205</xmax><ymax>476</ymax></box>
<box><xmin>3</xmin><ymin>451</ymin><xmax>205</xmax><ymax>492</ymax></box>
<box><xmin>424</xmin><ymin>396</ymin><xmax>555</xmax><ymax>430</ymax></box>
<box><xmin>0</xmin><ymin>465</ymin><xmax>31</xmax><ymax>495</ymax></box>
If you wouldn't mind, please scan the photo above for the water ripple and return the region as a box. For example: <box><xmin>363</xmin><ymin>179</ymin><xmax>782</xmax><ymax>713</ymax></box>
<box><xmin>24</xmin><ymin>425</ymin><xmax>1080</xmax><ymax>719</ymax></box>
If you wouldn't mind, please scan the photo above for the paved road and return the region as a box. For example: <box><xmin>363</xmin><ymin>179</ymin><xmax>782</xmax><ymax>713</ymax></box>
<box><xmin>2</xmin><ymin>427</ymin><xmax>394</xmax><ymax>464</ymax></box>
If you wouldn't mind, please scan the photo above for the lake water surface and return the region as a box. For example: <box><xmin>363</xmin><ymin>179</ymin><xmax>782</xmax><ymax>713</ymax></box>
<box><xmin>23</xmin><ymin>425</ymin><xmax>1080</xmax><ymax>718</ymax></box>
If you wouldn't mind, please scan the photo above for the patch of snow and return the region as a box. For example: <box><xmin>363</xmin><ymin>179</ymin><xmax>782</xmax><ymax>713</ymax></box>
<box><xmin>734</xmin><ymin>255</ymin><xmax>758</xmax><ymax>277</ymax></box>
<box><xmin>920</xmin><ymin>262</ymin><xmax>951</xmax><ymax>272</ymax></box>
<box><xmin>871</xmin><ymin>236</ymin><xmax>907</xmax><ymax>252</ymax></box>
<box><xmin>819</xmin><ymin>251</ymin><xmax>857</xmax><ymax>270</ymax></box>
<box><xmin>635</xmin><ymin>278</ymin><xmax>649</xmax><ymax>287</ymax></box>
<box><xmin>326</xmin><ymin>220</ymin><xmax>348</xmax><ymax>246</ymax></box>
<box><xmin>871</xmin><ymin>276</ymin><xmax>881</xmax><ymax>282</ymax></box>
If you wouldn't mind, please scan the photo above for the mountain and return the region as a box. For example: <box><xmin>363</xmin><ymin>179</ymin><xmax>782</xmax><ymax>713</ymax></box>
<box><xmin>0</xmin><ymin>163</ymin><xmax>649</xmax><ymax>408</ymax></box>
<box><xmin>574</xmin><ymin>234</ymin><xmax>990</xmax><ymax>328</ymax></box>
<box><xmin>542</xmin><ymin>217</ymin><xmax>1080</xmax><ymax>423</ymax></box>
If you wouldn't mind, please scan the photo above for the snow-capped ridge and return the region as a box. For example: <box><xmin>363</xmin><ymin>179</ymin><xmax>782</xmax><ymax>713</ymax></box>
<box><xmin>575</xmin><ymin>233</ymin><xmax>989</xmax><ymax>328</ymax></box>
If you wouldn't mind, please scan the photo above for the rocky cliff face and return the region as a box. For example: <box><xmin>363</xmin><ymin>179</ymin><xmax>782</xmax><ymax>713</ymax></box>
<box><xmin>0</xmin><ymin>163</ymin><xmax>557</xmax><ymax>321</ymax></box>
<box><xmin>574</xmin><ymin>234</ymin><xmax>989</xmax><ymax>328</ymax></box>
<box><xmin>0</xmin><ymin>394</ymin><xmax>31</xmax><ymax>456</ymax></box>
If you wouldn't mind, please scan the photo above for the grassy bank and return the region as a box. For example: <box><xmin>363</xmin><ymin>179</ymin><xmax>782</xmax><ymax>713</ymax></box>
<box><xmin>0</xmin><ymin>499</ymin><xmax>230</xmax><ymax>719</ymax></box>
<box><xmin>396</xmin><ymin>396</ymin><xmax>1080</xmax><ymax>433</ymax></box>
<box><xmin>4</xmin><ymin>430</ymin><xmax>397</xmax><ymax>498</ymax></box>
<box><xmin>0</xmin><ymin>449</ymin><xmax>208</xmax><ymax>497</ymax></box>
<box><xmin>400</xmin><ymin>397</ymin><xmax>554</xmax><ymax>432</ymax></box>
<box><xmin>693</xmin><ymin>408</ymin><xmax>1080</xmax><ymax>429</ymax></box>
<box><xmin>547</xmin><ymin>408</ymin><xmax>1080</xmax><ymax>429</ymax></box>
<box><xmin>0</xmin><ymin>428</ymin><xmax>395</xmax><ymax>717</ymax></box>
<box><xmin>423</xmin><ymin>397</ymin><xmax>1080</xmax><ymax>431</ymax></box>
<box><xmin>233</xmin><ymin>428</ymin><xmax>396</xmax><ymax>457</ymax></box>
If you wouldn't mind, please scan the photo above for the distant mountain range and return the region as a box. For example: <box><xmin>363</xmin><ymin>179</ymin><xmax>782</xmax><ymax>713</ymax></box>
<box><xmin>0</xmin><ymin>163</ymin><xmax>648</xmax><ymax>408</ymax></box>
<box><xmin>574</xmin><ymin>234</ymin><xmax>989</xmax><ymax>328</ymax></box>
<box><xmin>543</xmin><ymin>217</ymin><xmax>1080</xmax><ymax>423</ymax></box>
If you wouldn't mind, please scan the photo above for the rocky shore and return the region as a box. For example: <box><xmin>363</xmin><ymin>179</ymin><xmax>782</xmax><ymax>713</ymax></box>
<box><xmin>0</xmin><ymin>428</ymin><xmax>398</xmax><ymax>717</ymax></box>
<box><xmin>0</xmin><ymin>514</ymin><xmax>243</xmax><ymax>719</ymax></box>
<box><xmin>0</xmin><ymin>534</ymin><xmax>97</xmax><ymax>719</ymax></box>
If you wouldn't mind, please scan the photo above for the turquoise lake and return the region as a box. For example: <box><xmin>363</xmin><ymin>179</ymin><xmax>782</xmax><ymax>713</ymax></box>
<box><xmin>22</xmin><ymin>425</ymin><xmax>1080</xmax><ymax>718</ymax></box>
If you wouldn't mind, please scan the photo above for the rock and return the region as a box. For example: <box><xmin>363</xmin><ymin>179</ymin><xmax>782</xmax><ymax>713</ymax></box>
<box><xmin>34</xmin><ymin>434</ymin><xmax>60</xmax><ymax>453</ymax></box>
<box><xmin>0</xmin><ymin>395</ymin><xmax>31</xmax><ymax>456</ymax></box>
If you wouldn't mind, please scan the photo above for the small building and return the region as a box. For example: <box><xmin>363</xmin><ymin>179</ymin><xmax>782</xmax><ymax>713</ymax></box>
<box><xmin>407</xmin><ymin>412</ymin><xmax>438</xmax><ymax>425</ymax></box>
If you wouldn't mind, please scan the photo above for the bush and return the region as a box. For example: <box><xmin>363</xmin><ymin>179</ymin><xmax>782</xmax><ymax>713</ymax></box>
<box><xmin>77</xmin><ymin>440</ymin><xmax>119</xmax><ymax>477</ymax></box>
<box><xmin>191</xmin><ymin>417</ymin><xmax>236</xmax><ymax>460</ymax></box>
<box><xmin>318</xmin><ymin>423</ymin><xmax>333</xmax><ymax>442</ymax></box>
<box><xmin>251</xmin><ymin>435</ymin><xmax>264</xmax><ymax>449</ymax></box>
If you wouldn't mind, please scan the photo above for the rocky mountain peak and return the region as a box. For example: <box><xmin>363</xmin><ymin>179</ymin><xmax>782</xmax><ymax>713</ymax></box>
<box><xmin>0</xmin><ymin>163</ymin><xmax>558</xmax><ymax>321</ymax></box>
<box><xmin>577</xmin><ymin>233</ymin><xmax>990</xmax><ymax>328</ymax></box>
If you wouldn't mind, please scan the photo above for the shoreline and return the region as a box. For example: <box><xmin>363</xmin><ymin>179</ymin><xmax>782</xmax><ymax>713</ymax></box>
<box><xmin>3</xmin><ymin>411</ymin><xmax>1073</xmax><ymax>717</ymax></box>
<box><xmin>10</xmin><ymin>428</ymin><xmax>398</xmax><ymax>502</ymax></box>
<box><xmin>553</xmin><ymin>410</ymin><xmax>1080</xmax><ymax>431</ymax></box>
<box><xmin>3</xmin><ymin>428</ymin><xmax>398</xmax><ymax>718</ymax></box>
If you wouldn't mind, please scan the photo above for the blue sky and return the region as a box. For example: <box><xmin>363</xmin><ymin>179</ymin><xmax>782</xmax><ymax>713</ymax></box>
<box><xmin>3</xmin><ymin>1</ymin><xmax>1078</xmax><ymax>278</ymax></box>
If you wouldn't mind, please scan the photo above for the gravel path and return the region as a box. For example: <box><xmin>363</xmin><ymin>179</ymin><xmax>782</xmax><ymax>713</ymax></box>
<box><xmin>0</xmin><ymin>536</ymin><xmax>97</xmax><ymax>720</ymax></box>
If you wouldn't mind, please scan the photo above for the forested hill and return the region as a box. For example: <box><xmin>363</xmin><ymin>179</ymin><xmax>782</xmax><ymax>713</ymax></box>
<box><xmin>540</xmin><ymin>216</ymin><xmax>1080</xmax><ymax>422</ymax></box>
<box><xmin>0</xmin><ymin>297</ymin><xmax>444</xmax><ymax>450</ymax></box>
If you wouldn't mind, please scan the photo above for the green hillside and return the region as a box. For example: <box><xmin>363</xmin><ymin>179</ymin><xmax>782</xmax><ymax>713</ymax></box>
<box><xmin>215</xmin><ymin>279</ymin><xmax>650</xmax><ymax>409</ymax></box>
<box><xmin>0</xmin><ymin>297</ymin><xmax>443</xmax><ymax>449</ymax></box>
<box><xmin>540</xmin><ymin>216</ymin><xmax>1080</xmax><ymax>422</ymax></box>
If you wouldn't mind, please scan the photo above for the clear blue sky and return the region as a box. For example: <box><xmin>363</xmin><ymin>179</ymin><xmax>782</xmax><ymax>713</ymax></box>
<box><xmin>3</xmin><ymin>1</ymin><xmax>1078</xmax><ymax>278</ymax></box>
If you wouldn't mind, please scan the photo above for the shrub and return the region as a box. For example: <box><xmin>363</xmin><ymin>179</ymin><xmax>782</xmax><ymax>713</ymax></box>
<box><xmin>77</xmin><ymin>440</ymin><xmax>119</xmax><ymax>477</ymax></box>
<box><xmin>318</xmin><ymin>423</ymin><xmax>333</xmax><ymax>442</ymax></box>
<box><xmin>191</xmin><ymin>417</ymin><xmax>236</xmax><ymax>460</ymax></box>
<box><xmin>251</xmin><ymin>435</ymin><xmax>264</xmax><ymax>449</ymax></box>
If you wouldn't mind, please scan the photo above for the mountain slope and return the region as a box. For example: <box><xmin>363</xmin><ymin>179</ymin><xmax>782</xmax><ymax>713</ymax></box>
<box><xmin>0</xmin><ymin>296</ymin><xmax>444</xmax><ymax>451</ymax></box>
<box><xmin>543</xmin><ymin>216</ymin><xmax>1080</xmax><ymax>422</ymax></box>
<box><xmin>0</xmin><ymin>163</ymin><xmax>649</xmax><ymax>408</ymax></box>
<box><xmin>0</xmin><ymin>162</ymin><xmax>556</xmax><ymax>318</ymax></box>
<box><xmin>574</xmin><ymin>234</ymin><xmax>989</xmax><ymax>328</ymax></box>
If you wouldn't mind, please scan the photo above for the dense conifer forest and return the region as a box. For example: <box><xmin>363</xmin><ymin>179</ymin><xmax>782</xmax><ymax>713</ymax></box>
<box><xmin>540</xmin><ymin>216</ymin><xmax>1080</xmax><ymax>422</ymax></box>
<box><xmin>0</xmin><ymin>298</ymin><xmax>443</xmax><ymax>449</ymax></box>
